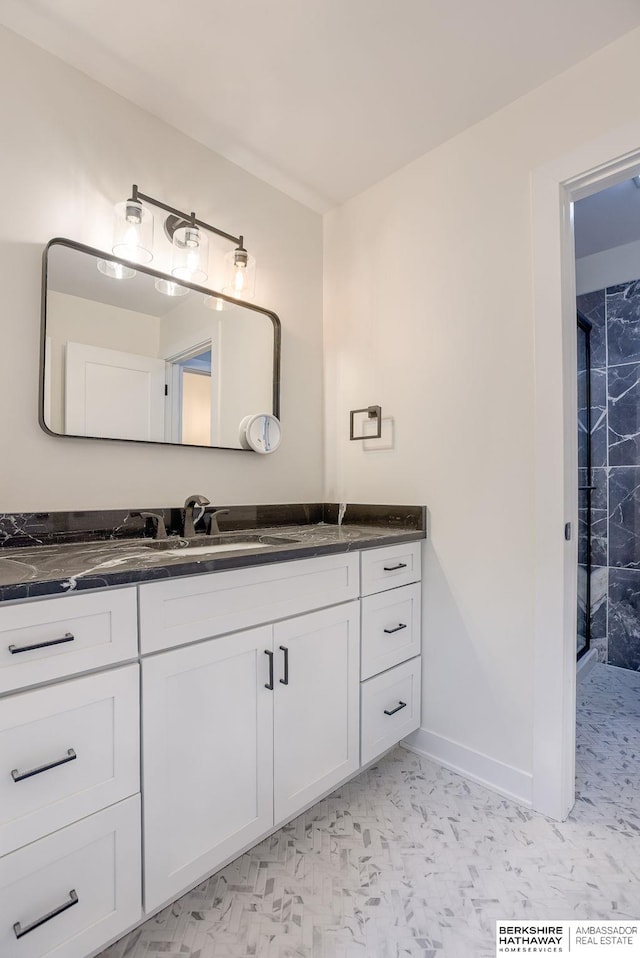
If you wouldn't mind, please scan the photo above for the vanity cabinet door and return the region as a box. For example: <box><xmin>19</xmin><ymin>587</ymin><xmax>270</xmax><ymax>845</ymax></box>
<box><xmin>273</xmin><ymin>602</ymin><xmax>360</xmax><ymax>824</ymax></box>
<box><xmin>360</xmin><ymin>656</ymin><xmax>421</xmax><ymax>765</ymax></box>
<box><xmin>360</xmin><ymin>542</ymin><xmax>421</xmax><ymax>596</ymax></box>
<box><xmin>0</xmin><ymin>588</ymin><xmax>138</xmax><ymax>694</ymax></box>
<box><xmin>0</xmin><ymin>664</ymin><xmax>139</xmax><ymax>856</ymax></box>
<box><xmin>1</xmin><ymin>796</ymin><xmax>140</xmax><ymax>958</ymax></box>
<box><xmin>141</xmin><ymin>626</ymin><xmax>274</xmax><ymax>913</ymax></box>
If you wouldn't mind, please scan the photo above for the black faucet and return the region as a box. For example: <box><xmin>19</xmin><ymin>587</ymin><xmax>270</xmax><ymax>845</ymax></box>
<box><xmin>204</xmin><ymin>508</ymin><xmax>231</xmax><ymax>535</ymax></box>
<box><xmin>183</xmin><ymin>494</ymin><xmax>210</xmax><ymax>538</ymax></box>
<box><xmin>128</xmin><ymin>511</ymin><xmax>168</xmax><ymax>540</ymax></box>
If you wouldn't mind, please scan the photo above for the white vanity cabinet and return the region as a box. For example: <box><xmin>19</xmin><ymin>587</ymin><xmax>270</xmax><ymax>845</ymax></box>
<box><xmin>0</xmin><ymin>587</ymin><xmax>141</xmax><ymax>958</ymax></box>
<box><xmin>1</xmin><ymin>796</ymin><xmax>141</xmax><ymax>958</ymax></box>
<box><xmin>0</xmin><ymin>588</ymin><xmax>138</xmax><ymax>694</ymax></box>
<box><xmin>359</xmin><ymin>543</ymin><xmax>422</xmax><ymax>764</ymax></box>
<box><xmin>272</xmin><ymin>602</ymin><xmax>360</xmax><ymax>822</ymax></box>
<box><xmin>140</xmin><ymin>574</ymin><xmax>360</xmax><ymax>912</ymax></box>
<box><xmin>0</xmin><ymin>533</ymin><xmax>423</xmax><ymax>955</ymax></box>
<box><xmin>141</xmin><ymin>624</ymin><xmax>275</xmax><ymax>911</ymax></box>
<box><xmin>0</xmin><ymin>664</ymin><xmax>140</xmax><ymax>856</ymax></box>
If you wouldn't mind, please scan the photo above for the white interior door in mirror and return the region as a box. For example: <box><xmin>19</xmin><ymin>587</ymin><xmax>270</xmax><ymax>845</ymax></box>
<box><xmin>65</xmin><ymin>342</ymin><xmax>166</xmax><ymax>441</ymax></box>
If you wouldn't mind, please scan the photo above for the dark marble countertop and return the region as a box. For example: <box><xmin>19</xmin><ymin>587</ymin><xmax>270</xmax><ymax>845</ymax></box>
<box><xmin>0</xmin><ymin>519</ymin><xmax>426</xmax><ymax>602</ymax></box>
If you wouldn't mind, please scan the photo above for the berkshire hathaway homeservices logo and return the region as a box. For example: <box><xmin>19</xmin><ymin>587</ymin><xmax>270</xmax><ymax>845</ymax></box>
<box><xmin>497</xmin><ymin>924</ymin><xmax>566</xmax><ymax>953</ymax></box>
<box><xmin>496</xmin><ymin>921</ymin><xmax>640</xmax><ymax>954</ymax></box>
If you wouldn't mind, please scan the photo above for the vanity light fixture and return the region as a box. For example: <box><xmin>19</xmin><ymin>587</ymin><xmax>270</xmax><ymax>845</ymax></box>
<box><xmin>154</xmin><ymin>278</ymin><xmax>189</xmax><ymax>297</ymax></box>
<box><xmin>223</xmin><ymin>244</ymin><xmax>256</xmax><ymax>299</ymax></box>
<box><xmin>97</xmin><ymin>259</ymin><xmax>136</xmax><ymax>280</ymax></box>
<box><xmin>170</xmin><ymin>222</ymin><xmax>209</xmax><ymax>283</ymax></box>
<box><xmin>109</xmin><ymin>184</ymin><xmax>256</xmax><ymax>298</ymax></box>
<box><xmin>112</xmin><ymin>198</ymin><xmax>154</xmax><ymax>264</ymax></box>
<box><xmin>203</xmin><ymin>294</ymin><xmax>225</xmax><ymax>311</ymax></box>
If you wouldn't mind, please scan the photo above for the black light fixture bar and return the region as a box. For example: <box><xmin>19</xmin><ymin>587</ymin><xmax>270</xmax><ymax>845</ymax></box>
<box><xmin>130</xmin><ymin>184</ymin><xmax>244</xmax><ymax>248</ymax></box>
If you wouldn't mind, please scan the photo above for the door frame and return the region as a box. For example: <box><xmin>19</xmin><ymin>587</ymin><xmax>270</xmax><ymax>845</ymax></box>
<box><xmin>164</xmin><ymin>339</ymin><xmax>217</xmax><ymax>445</ymax></box>
<box><xmin>531</xmin><ymin>122</ymin><xmax>640</xmax><ymax>820</ymax></box>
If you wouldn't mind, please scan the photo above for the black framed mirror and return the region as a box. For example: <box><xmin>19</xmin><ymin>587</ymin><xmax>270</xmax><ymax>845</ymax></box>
<box><xmin>40</xmin><ymin>239</ymin><xmax>281</xmax><ymax>450</ymax></box>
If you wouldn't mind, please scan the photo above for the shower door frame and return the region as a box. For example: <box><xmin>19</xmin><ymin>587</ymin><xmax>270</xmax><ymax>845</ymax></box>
<box><xmin>531</xmin><ymin>126</ymin><xmax>640</xmax><ymax>822</ymax></box>
<box><xmin>576</xmin><ymin>312</ymin><xmax>592</xmax><ymax>662</ymax></box>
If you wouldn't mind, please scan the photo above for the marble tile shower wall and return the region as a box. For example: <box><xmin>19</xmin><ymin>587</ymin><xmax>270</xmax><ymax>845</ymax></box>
<box><xmin>578</xmin><ymin>281</ymin><xmax>640</xmax><ymax>671</ymax></box>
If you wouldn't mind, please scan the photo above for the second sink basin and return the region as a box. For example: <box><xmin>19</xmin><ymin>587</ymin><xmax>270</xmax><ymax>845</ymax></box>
<box><xmin>145</xmin><ymin>534</ymin><xmax>299</xmax><ymax>557</ymax></box>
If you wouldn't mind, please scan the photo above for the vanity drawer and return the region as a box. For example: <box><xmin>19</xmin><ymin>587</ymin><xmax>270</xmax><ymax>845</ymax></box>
<box><xmin>360</xmin><ymin>657</ymin><xmax>421</xmax><ymax>765</ymax></box>
<box><xmin>0</xmin><ymin>795</ymin><xmax>141</xmax><ymax>958</ymax></box>
<box><xmin>361</xmin><ymin>583</ymin><xmax>421</xmax><ymax>680</ymax></box>
<box><xmin>360</xmin><ymin>542</ymin><xmax>421</xmax><ymax>596</ymax></box>
<box><xmin>0</xmin><ymin>664</ymin><xmax>139</xmax><ymax>856</ymax></box>
<box><xmin>0</xmin><ymin>588</ymin><xmax>138</xmax><ymax>694</ymax></box>
<box><xmin>138</xmin><ymin>552</ymin><xmax>360</xmax><ymax>654</ymax></box>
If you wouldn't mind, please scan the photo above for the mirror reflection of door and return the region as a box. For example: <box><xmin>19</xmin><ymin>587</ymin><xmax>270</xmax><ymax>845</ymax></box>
<box><xmin>166</xmin><ymin>346</ymin><xmax>217</xmax><ymax>446</ymax></box>
<box><xmin>65</xmin><ymin>342</ymin><xmax>166</xmax><ymax>441</ymax></box>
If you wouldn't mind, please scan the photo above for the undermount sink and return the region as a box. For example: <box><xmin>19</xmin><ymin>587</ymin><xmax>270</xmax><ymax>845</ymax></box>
<box><xmin>0</xmin><ymin>556</ymin><xmax>35</xmax><ymax>584</ymax></box>
<box><xmin>160</xmin><ymin>543</ymin><xmax>271</xmax><ymax>557</ymax></box>
<box><xmin>144</xmin><ymin>534</ymin><xmax>299</xmax><ymax>557</ymax></box>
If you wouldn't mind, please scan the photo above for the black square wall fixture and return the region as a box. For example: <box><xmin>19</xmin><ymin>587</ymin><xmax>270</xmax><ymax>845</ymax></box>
<box><xmin>350</xmin><ymin>405</ymin><xmax>382</xmax><ymax>440</ymax></box>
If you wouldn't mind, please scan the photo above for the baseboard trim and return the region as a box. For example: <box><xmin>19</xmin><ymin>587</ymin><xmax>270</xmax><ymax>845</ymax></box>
<box><xmin>402</xmin><ymin>728</ymin><xmax>533</xmax><ymax>808</ymax></box>
<box><xmin>576</xmin><ymin>647</ymin><xmax>598</xmax><ymax>684</ymax></box>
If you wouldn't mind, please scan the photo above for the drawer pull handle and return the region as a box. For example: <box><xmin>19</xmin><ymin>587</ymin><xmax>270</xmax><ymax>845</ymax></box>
<box><xmin>13</xmin><ymin>889</ymin><xmax>78</xmax><ymax>939</ymax></box>
<box><xmin>279</xmin><ymin>645</ymin><xmax>289</xmax><ymax>685</ymax></box>
<box><xmin>384</xmin><ymin>701</ymin><xmax>407</xmax><ymax>716</ymax></box>
<box><xmin>383</xmin><ymin>563</ymin><xmax>407</xmax><ymax>572</ymax></box>
<box><xmin>265</xmin><ymin>649</ymin><xmax>274</xmax><ymax>690</ymax></box>
<box><xmin>12</xmin><ymin>748</ymin><xmax>77</xmax><ymax>783</ymax></box>
<box><xmin>8</xmin><ymin>632</ymin><xmax>75</xmax><ymax>655</ymax></box>
<box><xmin>383</xmin><ymin>623</ymin><xmax>407</xmax><ymax>634</ymax></box>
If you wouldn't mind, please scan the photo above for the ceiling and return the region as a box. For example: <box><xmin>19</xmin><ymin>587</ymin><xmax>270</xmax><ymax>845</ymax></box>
<box><xmin>574</xmin><ymin>179</ymin><xmax>640</xmax><ymax>258</ymax></box>
<box><xmin>1</xmin><ymin>0</ymin><xmax>640</xmax><ymax>212</ymax></box>
<box><xmin>48</xmin><ymin>242</ymin><xmax>247</xmax><ymax>319</ymax></box>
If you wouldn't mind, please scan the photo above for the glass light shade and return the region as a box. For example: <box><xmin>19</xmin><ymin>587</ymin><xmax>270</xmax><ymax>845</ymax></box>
<box><xmin>112</xmin><ymin>200</ymin><xmax>154</xmax><ymax>264</ymax></box>
<box><xmin>170</xmin><ymin>225</ymin><xmax>208</xmax><ymax>283</ymax></box>
<box><xmin>203</xmin><ymin>294</ymin><xmax>226</xmax><ymax>311</ymax></box>
<box><xmin>155</xmin><ymin>278</ymin><xmax>189</xmax><ymax>297</ymax></box>
<box><xmin>97</xmin><ymin>258</ymin><xmax>136</xmax><ymax>280</ymax></box>
<box><xmin>222</xmin><ymin>247</ymin><xmax>256</xmax><ymax>300</ymax></box>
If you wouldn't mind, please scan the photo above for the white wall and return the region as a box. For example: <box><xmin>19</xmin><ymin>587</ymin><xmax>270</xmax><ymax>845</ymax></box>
<box><xmin>217</xmin><ymin>311</ymin><xmax>274</xmax><ymax>448</ymax></box>
<box><xmin>324</xmin><ymin>26</ymin><xmax>640</xmax><ymax>800</ymax></box>
<box><xmin>181</xmin><ymin>372</ymin><xmax>212</xmax><ymax>447</ymax></box>
<box><xmin>158</xmin><ymin>297</ymin><xmax>274</xmax><ymax>448</ymax></box>
<box><xmin>46</xmin><ymin>291</ymin><xmax>162</xmax><ymax>433</ymax></box>
<box><xmin>0</xmin><ymin>25</ymin><xmax>323</xmax><ymax>510</ymax></box>
<box><xmin>576</xmin><ymin>239</ymin><xmax>640</xmax><ymax>293</ymax></box>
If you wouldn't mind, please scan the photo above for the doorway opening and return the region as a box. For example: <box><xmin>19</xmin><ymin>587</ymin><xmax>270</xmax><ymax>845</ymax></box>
<box><xmin>532</xmin><ymin>133</ymin><xmax>640</xmax><ymax>822</ymax></box>
<box><xmin>165</xmin><ymin>341</ymin><xmax>218</xmax><ymax>446</ymax></box>
<box><xmin>574</xmin><ymin>178</ymin><xmax>640</xmax><ymax>674</ymax></box>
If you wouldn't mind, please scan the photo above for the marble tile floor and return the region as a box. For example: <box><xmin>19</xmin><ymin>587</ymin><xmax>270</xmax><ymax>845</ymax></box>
<box><xmin>99</xmin><ymin>663</ymin><xmax>640</xmax><ymax>958</ymax></box>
